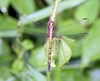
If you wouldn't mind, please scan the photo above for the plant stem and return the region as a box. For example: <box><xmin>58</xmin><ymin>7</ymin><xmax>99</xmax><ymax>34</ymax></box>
<box><xmin>50</xmin><ymin>0</ymin><xmax>61</xmax><ymax>21</ymax></box>
<box><xmin>47</xmin><ymin>0</ymin><xmax>61</xmax><ymax>81</ymax></box>
<box><xmin>47</xmin><ymin>71</ymin><xmax>50</xmax><ymax>81</ymax></box>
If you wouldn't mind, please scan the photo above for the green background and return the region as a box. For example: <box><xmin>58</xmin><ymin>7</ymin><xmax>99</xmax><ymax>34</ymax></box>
<box><xmin>0</xmin><ymin>0</ymin><xmax>100</xmax><ymax>81</ymax></box>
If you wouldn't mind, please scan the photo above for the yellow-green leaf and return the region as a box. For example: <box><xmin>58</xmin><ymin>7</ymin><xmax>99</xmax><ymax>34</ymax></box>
<box><xmin>58</xmin><ymin>36</ymin><xmax>72</xmax><ymax>67</ymax></box>
<box><xmin>22</xmin><ymin>39</ymin><xmax>34</xmax><ymax>50</ymax></box>
<box><xmin>12</xmin><ymin>59</ymin><xmax>24</xmax><ymax>72</ymax></box>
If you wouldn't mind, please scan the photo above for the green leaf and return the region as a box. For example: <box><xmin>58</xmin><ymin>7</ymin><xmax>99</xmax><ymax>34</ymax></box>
<box><xmin>12</xmin><ymin>59</ymin><xmax>24</xmax><ymax>72</ymax></box>
<box><xmin>58</xmin><ymin>36</ymin><xmax>75</xmax><ymax>67</ymax></box>
<box><xmin>11</xmin><ymin>0</ymin><xmax>36</xmax><ymax>14</ymax></box>
<box><xmin>61</xmin><ymin>69</ymin><xmax>89</xmax><ymax>81</ymax></box>
<box><xmin>0</xmin><ymin>0</ymin><xmax>10</xmax><ymax>8</ymax></box>
<box><xmin>27</xmin><ymin>65</ymin><xmax>47</xmax><ymax>81</ymax></box>
<box><xmin>61</xmin><ymin>36</ymin><xmax>76</xmax><ymax>49</ymax></box>
<box><xmin>19</xmin><ymin>0</ymin><xmax>87</xmax><ymax>25</ymax></box>
<box><xmin>0</xmin><ymin>16</ymin><xmax>18</xmax><ymax>38</ymax></box>
<box><xmin>81</xmin><ymin>19</ymin><xmax>100</xmax><ymax>67</ymax></box>
<box><xmin>44</xmin><ymin>39</ymin><xmax>49</xmax><ymax>57</ymax></box>
<box><xmin>0</xmin><ymin>16</ymin><xmax>17</xmax><ymax>29</ymax></box>
<box><xmin>27</xmin><ymin>76</ymin><xmax>33</xmax><ymax>81</ymax></box>
<box><xmin>22</xmin><ymin>39</ymin><xmax>34</xmax><ymax>50</ymax></box>
<box><xmin>0</xmin><ymin>65</ymin><xmax>12</xmax><ymax>81</ymax></box>
<box><xmin>0</xmin><ymin>38</ymin><xmax>12</xmax><ymax>62</ymax></box>
<box><xmin>0</xmin><ymin>30</ymin><xmax>18</xmax><ymax>38</ymax></box>
<box><xmin>44</xmin><ymin>36</ymin><xmax>75</xmax><ymax>68</ymax></box>
<box><xmin>75</xmin><ymin>0</ymin><xmax>100</xmax><ymax>24</ymax></box>
<box><xmin>72</xmin><ymin>40</ymin><xmax>82</xmax><ymax>58</ymax></box>
<box><xmin>29</xmin><ymin>47</ymin><xmax>46</xmax><ymax>69</ymax></box>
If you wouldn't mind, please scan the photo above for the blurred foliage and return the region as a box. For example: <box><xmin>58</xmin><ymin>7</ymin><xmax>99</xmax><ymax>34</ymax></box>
<box><xmin>0</xmin><ymin>0</ymin><xmax>100</xmax><ymax>81</ymax></box>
